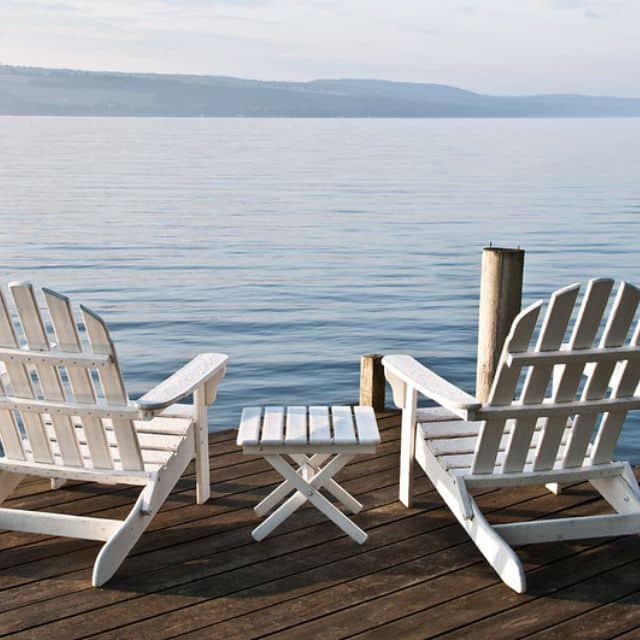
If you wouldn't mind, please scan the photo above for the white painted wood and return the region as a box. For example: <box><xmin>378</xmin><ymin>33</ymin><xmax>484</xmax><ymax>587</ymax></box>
<box><xmin>285</xmin><ymin>406</ymin><xmax>307</xmax><ymax>444</ymax></box>
<box><xmin>495</xmin><ymin>513</ymin><xmax>640</xmax><ymax>546</ymax></box>
<box><xmin>0</xmin><ymin>457</ymin><xmax>152</xmax><ymax>485</ymax></box>
<box><xmin>386</xmin><ymin>279</ymin><xmax>640</xmax><ymax>593</ymax></box>
<box><xmin>591</xmin><ymin>315</ymin><xmax>640</xmax><ymax>464</ymax></box>
<box><xmin>503</xmin><ymin>284</ymin><xmax>578</xmax><ymax>473</ymax></box>
<box><xmin>462</xmin><ymin>461</ymin><xmax>625</xmax><ymax>489</ymax></box>
<box><xmin>237</xmin><ymin>407</ymin><xmax>262</xmax><ymax>446</ymax></box>
<box><xmin>0</xmin><ymin>288</ymin><xmax>52</xmax><ymax>464</ymax></box>
<box><xmin>399</xmin><ymin>385</ymin><xmax>417</xmax><ymax>508</ymax></box>
<box><xmin>242</xmin><ymin>443</ymin><xmax>377</xmax><ymax>455</ymax></box>
<box><xmin>0</xmin><ymin>283</ymin><xmax>228</xmax><ymax>587</ymax></box>
<box><xmin>415</xmin><ymin>406</ymin><xmax>460</xmax><ymax>423</ymax></box>
<box><xmin>0</xmin><ymin>396</ymin><xmax>142</xmax><ymax>419</ymax></box>
<box><xmin>43</xmin><ymin>288</ymin><xmax>113</xmax><ymax>469</ymax></box>
<box><xmin>254</xmin><ymin>452</ymin><xmax>362</xmax><ymax>517</ymax></box>
<box><xmin>0</xmin><ymin>347</ymin><xmax>111</xmax><ymax>368</ymax></box>
<box><xmin>331</xmin><ymin>406</ymin><xmax>355</xmax><ymax>444</ymax></box>
<box><xmin>385</xmin><ymin>370</ymin><xmax>406</xmax><ymax>409</ymax></box>
<box><xmin>0</xmin><ymin>508</ymin><xmax>122</xmax><ymax>541</ymax></box>
<box><xmin>563</xmin><ymin>282</ymin><xmax>640</xmax><ymax>468</ymax></box>
<box><xmin>475</xmin><ymin>396</ymin><xmax>640</xmax><ymax>420</ymax></box>
<box><xmin>545</xmin><ymin>482</ymin><xmax>562</xmax><ymax>495</ymax></box>
<box><xmin>382</xmin><ymin>354</ymin><xmax>481</xmax><ymax>419</ymax></box>
<box><xmin>353</xmin><ymin>406</ymin><xmax>380</xmax><ymax>445</ymax></box>
<box><xmin>193</xmin><ymin>387</ymin><xmax>209</xmax><ymax>504</ymax></box>
<box><xmin>253</xmin><ymin>453</ymin><xmax>366</xmax><ymax>544</ymax></box>
<box><xmin>420</xmin><ymin>419</ymin><xmax>486</xmax><ymax>439</ymax></box>
<box><xmin>414</xmin><ymin>435</ymin><xmax>526</xmax><ymax>592</ymax></box>
<box><xmin>534</xmin><ymin>279</ymin><xmax>614</xmax><ymax>471</ymax></box>
<box><xmin>158</xmin><ymin>403</ymin><xmax>195</xmax><ymax>420</ymax></box>
<box><xmin>261</xmin><ymin>406</ymin><xmax>285</xmax><ymax>444</ymax></box>
<box><xmin>92</xmin><ymin>426</ymin><xmax>195</xmax><ymax>586</ymax></box>
<box><xmin>309</xmin><ymin>406</ymin><xmax>331</xmax><ymax>443</ymax></box>
<box><xmin>81</xmin><ymin>304</ymin><xmax>143</xmax><ymax>472</ymax></box>
<box><xmin>136</xmin><ymin>353</ymin><xmax>228</xmax><ymax>411</ymax></box>
<box><xmin>11</xmin><ymin>283</ymin><xmax>83</xmax><ymax>467</ymax></box>
<box><xmin>241</xmin><ymin>404</ymin><xmax>378</xmax><ymax>543</ymax></box>
<box><xmin>473</xmin><ymin>301</ymin><xmax>542</xmax><ymax>474</ymax></box>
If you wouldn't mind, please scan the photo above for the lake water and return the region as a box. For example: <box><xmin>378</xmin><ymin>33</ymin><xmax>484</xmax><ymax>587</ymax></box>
<box><xmin>1</xmin><ymin>117</ymin><xmax>639</xmax><ymax>460</ymax></box>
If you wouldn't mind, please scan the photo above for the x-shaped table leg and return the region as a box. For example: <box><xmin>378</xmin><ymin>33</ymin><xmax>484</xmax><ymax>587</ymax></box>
<box><xmin>254</xmin><ymin>454</ymin><xmax>362</xmax><ymax>517</ymax></box>
<box><xmin>251</xmin><ymin>454</ymin><xmax>367</xmax><ymax>544</ymax></box>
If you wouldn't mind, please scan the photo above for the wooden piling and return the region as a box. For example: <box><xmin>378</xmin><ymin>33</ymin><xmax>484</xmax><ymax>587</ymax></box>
<box><xmin>476</xmin><ymin>246</ymin><xmax>525</xmax><ymax>403</ymax></box>
<box><xmin>359</xmin><ymin>354</ymin><xmax>385</xmax><ymax>411</ymax></box>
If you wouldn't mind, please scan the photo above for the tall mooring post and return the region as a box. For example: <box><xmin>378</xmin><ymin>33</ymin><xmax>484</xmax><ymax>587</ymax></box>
<box><xmin>476</xmin><ymin>246</ymin><xmax>525</xmax><ymax>403</ymax></box>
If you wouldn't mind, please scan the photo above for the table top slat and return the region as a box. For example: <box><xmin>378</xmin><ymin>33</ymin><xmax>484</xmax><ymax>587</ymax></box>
<box><xmin>353</xmin><ymin>406</ymin><xmax>381</xmax><ymax>445</ymax></box>
<box><xmin>237</xmin><ymin>407</ymin><xmax>262</xmax><ymax>446</ymax></box>
<box><xmin>261</xmin><ymin>406</ymin><xmax>285</xmax><ymax>445</ymax></box>
<box><xmin>285</xmin><ymin>406</ymin><xmax>308</xmax><ymax>444</ymax></box>
<box><xmin>331</xmin><ymin>406</ymin><xmax>356</xmax><ymax>444</ymax></box>
<box><xmin>309</xmin><ymin>406</ymin><xmax>332</xmax><ymax>444</ymax></box>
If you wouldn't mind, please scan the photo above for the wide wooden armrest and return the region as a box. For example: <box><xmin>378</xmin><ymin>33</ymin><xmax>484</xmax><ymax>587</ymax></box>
<box><xmin>382</xmin><ymin>354</ymin><xmax>482</xmax><ymax>420</ymax></box>
<box><xmin>136</xmin><ymin>353</ymin><xmax>229</xmax><ymax>412</ymax></box>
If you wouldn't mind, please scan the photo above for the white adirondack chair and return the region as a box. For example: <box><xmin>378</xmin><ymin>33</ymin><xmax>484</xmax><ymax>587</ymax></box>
<box><xmin>383</xmin><ymin>278</ymin><xmax>640</xmax><ymax>593</ymax></box>
<box><xmin>0</xmin><ymin>282</ymin><xmax>228</xmax><ymax>586</ymax></box>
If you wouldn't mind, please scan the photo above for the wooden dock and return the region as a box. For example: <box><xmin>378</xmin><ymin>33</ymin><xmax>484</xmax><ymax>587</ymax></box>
<box><xmin>1</xmin><ymin>409</ymin><xmax>639</xmax><ymax>639</ymax></box>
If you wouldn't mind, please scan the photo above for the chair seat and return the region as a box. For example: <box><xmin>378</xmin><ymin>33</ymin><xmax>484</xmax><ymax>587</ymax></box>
<box><xmin>418</xmin><ymin>418</ymin><xmax>591</xmax><ymax>475</ymax></box>
<box><xmin>20</xmin><ymin>415</ymin><xmax>193</xmax><ymax>473</ymax></box>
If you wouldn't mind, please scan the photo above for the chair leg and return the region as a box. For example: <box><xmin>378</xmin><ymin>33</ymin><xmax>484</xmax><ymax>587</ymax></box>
<box><xmin>417</xmin><ymin>439</ymin><xmax>526</xmax><ymax>593</ymax></box>
<box><xmin>0</xmin><ymin>471</ymin><xmax>24</xmax><ymax>504</ymax></box>
<box><xmin>463</xmin><ymin>499</ymin><xmax>527</xmax><ymax>594</ymax></box>
<box><xmin>92</xmin><ymin>435</ymin><xmax>194</xmax><ymax>587</ymax></box>
<box><xmin>50</xmin><ymin>478</ymin><xmax>68</xmax><ymax>490</ymax></box>
<box><xmin>399</xmin><ymin>387</ymin><xmax>417</xmax><ymax>508</ymax></box>
<box><xmin>92</xmin><ymin>483</ymin><xmax>158</xmax><ymax>587</ymax></box>
<box><xmin>193</xmin><ymin>388</ymin><xmax>210</xmax><ymax>504</ymax></box>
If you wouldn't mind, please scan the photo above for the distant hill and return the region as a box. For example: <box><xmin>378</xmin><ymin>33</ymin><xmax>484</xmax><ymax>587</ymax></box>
<box><xmin>1</xmin><ymin>65</ymin><xmax>640</xmax><ymax>117</ymax></box>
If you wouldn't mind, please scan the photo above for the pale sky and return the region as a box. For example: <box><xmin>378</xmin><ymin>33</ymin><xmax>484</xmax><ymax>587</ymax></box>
<box><xmin>1</xmin><ymin>0</ymin><xmax>639</xmax><ymax>96</ymax></box>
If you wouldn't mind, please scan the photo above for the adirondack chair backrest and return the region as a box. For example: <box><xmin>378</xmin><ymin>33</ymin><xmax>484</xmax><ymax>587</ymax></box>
<box><xmin>472</xmin><ymin>278</ymin><xmax>640</xmax><ymax>475</ymax></box>
<box><xmin>0</xmin><ymin>282</ymin><xmax>145</xmax><ymax>472</ymax></box>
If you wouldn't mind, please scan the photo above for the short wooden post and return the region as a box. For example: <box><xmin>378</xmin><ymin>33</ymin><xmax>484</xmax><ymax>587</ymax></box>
<box><xmin>359</xmin><ymin>354</ymin><xmax>385</xmax><ymax>411</ymax></box>
<box><xmin>476</xmin><ymin>246</ymin><xmax>525</xmax><ymax>403</ymax></box>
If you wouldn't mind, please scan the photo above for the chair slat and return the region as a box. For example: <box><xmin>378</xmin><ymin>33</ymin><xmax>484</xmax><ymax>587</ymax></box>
<box><xmin>331</xmin><ymin>406</ymin><xmax>355</xmax><ymax>444</ymax></box>
<box><xmin>44</xmin><ymin>289</ymin><xmax>112</xmax><ymax>469</ymax></box>
<box><xmin>473</xmin><ymin>301</ymin><xmax>542</xmax><ymax>474</ymax></box>
<box><xmin>503</xmin><ymin>284</ymin><xmax>579</xmax><ymax>473</ymax></box>
<box><xmin>81</xmin><ymin>305</ymin><xmax>143</xmax><ymax>471</ymax></box>
<box><xmin>534</xmin><ymin>278</ymin><xmax>614</xmax><ymax>470</ymax></box>
<box><xmin>238</xmin><ymin>407</ymin><xmax>262</xmax><ymax>446</ymax></box>
<box><xmin>563</xmin><ymin>281</ymin><xmax>640</xmax><ymax>468</ymax></box>
<box><xmin>309</xmin><ymin>406</ymin><xmax>331</xmax><ymax>444</ymax></box>
<box><xmin>353</xmin><ymin>406</ymin><xmax>380</xmax><ymax>445</ymax></box>
<box><xmin>0</xmin><ymin>377</ymin><xmax>24</xmax><ymax>459</ymax></box>
<box><xmin>591</xmin><ymin>312</ymin><xmax>640</xmax><ymax>464</ymax></box>
<box><xmin>0</xmin><ymin>291</ymin><xmax>25</xmax><ymax>459</ymax></box>
<box><xmin>11</xmin><ymin>283</ymin><xmax>83</xmax><ymax>467</ymax></box>
<box><xmin>285</xmin><ymin>406</ymin><xmax>307</xmax><ymax>444</ymax></box>
<box><xmin>261</xmin><ymin>406</ymin><xmax>284</xmax><ymax>444</ymax></box>
<box><xmin>0</xmin><ymin>290</ymin><xmax>35</xmax><ymax>397</ymax></box>
<box><xmin>0</xmin><ymin>289</ymin><xmax>51</xmax><ymax>463</ymax></box>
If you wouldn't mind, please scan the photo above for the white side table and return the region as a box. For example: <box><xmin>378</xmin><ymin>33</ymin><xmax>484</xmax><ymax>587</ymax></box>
<box><xmin>237</xmin><ymin>405</ymin><xmax>380</xmax><ymax>544</ymax></box>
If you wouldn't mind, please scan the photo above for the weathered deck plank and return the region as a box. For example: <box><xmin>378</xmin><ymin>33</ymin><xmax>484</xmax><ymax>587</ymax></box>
<box><xmin>0</xmin><ymin>410</ymin><xmax>638</xmax><ymax>640</ymax></box>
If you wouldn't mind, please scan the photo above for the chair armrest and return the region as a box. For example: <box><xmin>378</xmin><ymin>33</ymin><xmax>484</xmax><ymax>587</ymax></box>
<box><xmin>136</xmin><ymin>353</ymin><xmax>229</xmax><ymax>413</ymax></box>
<box><xmin>382</xmin><ymin>354</ymin><xmax>481</xmax><ymax>420</ymax></box>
